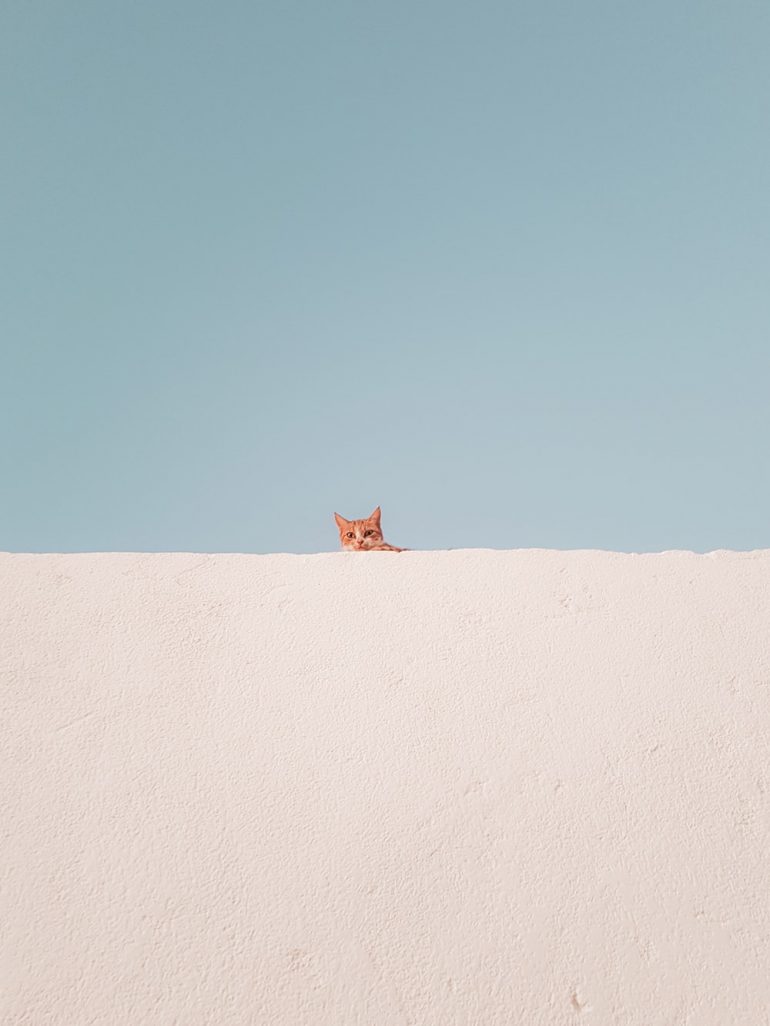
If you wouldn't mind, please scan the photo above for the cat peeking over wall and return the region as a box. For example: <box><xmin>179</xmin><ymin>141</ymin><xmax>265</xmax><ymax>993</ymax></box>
<box><xmin>334</xmin><ymin>507</ymin><xmax>406</xmax><ymax>552</ymax></box>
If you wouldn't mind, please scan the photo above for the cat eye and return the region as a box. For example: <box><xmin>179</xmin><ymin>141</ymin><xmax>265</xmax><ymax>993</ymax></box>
<box><xmin>364</xmin><ymin>530</ymin><xmax>374</xmax><ymax>537</ymax></box>
<box><xmin>346</xmin><ymin>532</ymin><xmax>355</xmax><ymax>539</ymax></box>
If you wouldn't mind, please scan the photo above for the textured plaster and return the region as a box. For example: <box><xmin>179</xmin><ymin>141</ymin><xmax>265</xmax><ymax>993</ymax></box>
<box><xmin>2</xmin><ymin>549</ymin><xmax>770</xmax><ymax>1025</ymax></box>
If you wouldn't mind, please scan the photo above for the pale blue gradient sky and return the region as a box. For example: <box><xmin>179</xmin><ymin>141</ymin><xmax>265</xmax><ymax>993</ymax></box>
<box><xmin>2</xmin><ymin>1</ymin><xmax>768</xmax><ymax>553</ymax></box>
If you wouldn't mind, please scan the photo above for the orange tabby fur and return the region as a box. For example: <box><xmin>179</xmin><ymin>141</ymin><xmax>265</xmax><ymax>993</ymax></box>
<box><xmin>333</xmin><ymin>506</ymin><xmax>405</xmax><ymax>551</ymax></box>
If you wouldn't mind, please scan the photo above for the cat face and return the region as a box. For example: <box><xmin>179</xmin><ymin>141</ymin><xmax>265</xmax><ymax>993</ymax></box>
<box><xmin>334</xmin><ymin>507</ymin><xmax>385</xmax><ymax>550</ymax></box>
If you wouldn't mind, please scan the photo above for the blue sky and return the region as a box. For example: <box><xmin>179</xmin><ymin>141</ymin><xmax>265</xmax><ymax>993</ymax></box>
<box><xmin>2</xmin><ymin>0</ymin><xmax>768</xmax><ymax>553</ymax></box>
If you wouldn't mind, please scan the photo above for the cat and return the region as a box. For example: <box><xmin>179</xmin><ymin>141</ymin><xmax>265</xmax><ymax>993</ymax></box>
<box><xmin>333</xmin><ymin>506</ymin><xmax>406</xmax><ymax>551</ymax></box>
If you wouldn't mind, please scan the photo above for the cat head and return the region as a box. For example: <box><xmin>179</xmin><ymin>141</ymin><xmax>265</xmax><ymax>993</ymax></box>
<box><xmin>334</xmin><ymin>506</ymin><xmax>385</xmax><ymax>551</ymax></box>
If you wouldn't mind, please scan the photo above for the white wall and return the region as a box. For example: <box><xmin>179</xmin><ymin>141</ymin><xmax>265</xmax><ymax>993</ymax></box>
<box><xmin>3</xmin><ymin>549</ymin><xmax>770</xmax><ymax>1025</ymax></box>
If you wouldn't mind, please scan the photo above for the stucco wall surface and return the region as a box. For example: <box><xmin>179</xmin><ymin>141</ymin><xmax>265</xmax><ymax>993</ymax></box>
<box><xmin>2</xmin><ymin>549</ymin><xmax>770</xmax><ymax>1026</ymax></box>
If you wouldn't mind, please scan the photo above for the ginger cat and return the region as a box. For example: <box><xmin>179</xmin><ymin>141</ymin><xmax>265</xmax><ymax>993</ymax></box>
<box><xmin>334</xmin><ymin>506</ymin><xmax>405</xmax><ymax>551</ymax></box>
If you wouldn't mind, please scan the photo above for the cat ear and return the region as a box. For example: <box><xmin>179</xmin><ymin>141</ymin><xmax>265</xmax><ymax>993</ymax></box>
<box><xmin>334</xmin><ymin>512</ymin><xmax>349</xmax><ymax>529</ymax></box>
<box><xmin>368</xmin><ymin>506</ymin><xmax>382</xmax><ymax>525</ymax></box>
